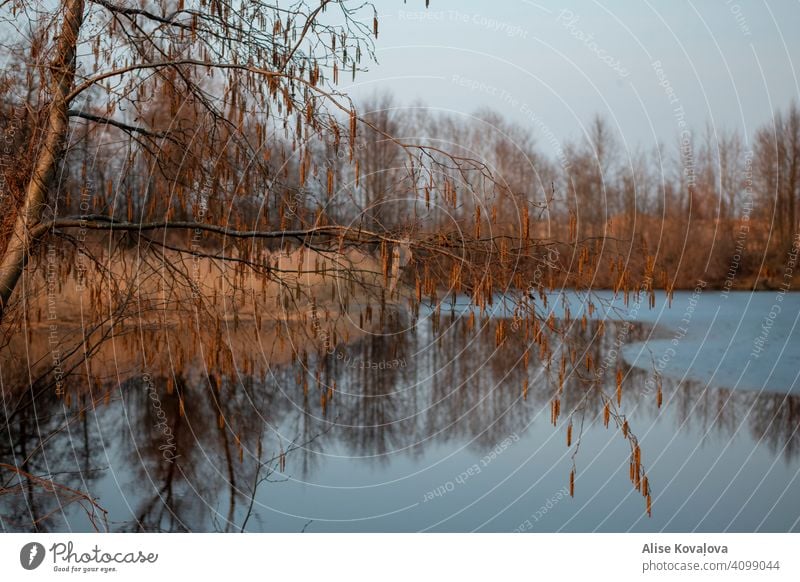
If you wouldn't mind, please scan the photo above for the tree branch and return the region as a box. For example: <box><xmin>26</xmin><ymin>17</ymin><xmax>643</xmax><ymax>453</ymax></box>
<box><xmin>67</xmin><ymin>109</ymin><xmax>171</xmax><ymax>139</ymax></box>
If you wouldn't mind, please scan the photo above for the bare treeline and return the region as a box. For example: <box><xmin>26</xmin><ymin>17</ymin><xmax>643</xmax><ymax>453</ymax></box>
<box><xmin>340</xmin><ymin>95</ymin><xmax>800</xmax><ymax>290</ymax></box>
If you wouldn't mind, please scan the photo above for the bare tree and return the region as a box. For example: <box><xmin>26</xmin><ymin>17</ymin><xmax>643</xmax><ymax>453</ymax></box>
<box><xmin>0</xmin><ymin>0</ymin><xmax>497</xmax><ymax>323</ymax></box>
<box><xmin>354</xmin><ymin>92</ymin><xmax>406</xmax><ymax>230</ymax></box>
<box><xmin>754</xmin><ymin>102</ymin><xmax>800</xmax><ymax>254</ymax></box>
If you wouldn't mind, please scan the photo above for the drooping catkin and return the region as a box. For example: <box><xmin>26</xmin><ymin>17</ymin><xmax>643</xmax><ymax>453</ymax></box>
<box><xmin>349</xmin><ymin>108</ymin><xmax>357</xmax><ymax>157</ymax></box>
<box><xmin>569</xmin><ymin>469</ymin><xmax>575</xmax><ymax>497</ymax></box>
<box><xmin>522</xmin><ymin>206</ymin><xmax>529</xmax><ymax>240</ymax></box>
<box><xmin>656</xmin><ymin>377</ymin><xmax>663</xmax><ymax>408</ymax></box>
<box><xmin>495</xmin><ymin>320</ymin><xmax>506</xmax><ymax>346</ymax></box>
<box><xmin>551</xmin><ymin>398</ymin><xmax>561</xmax><ymax>425</ymax></box>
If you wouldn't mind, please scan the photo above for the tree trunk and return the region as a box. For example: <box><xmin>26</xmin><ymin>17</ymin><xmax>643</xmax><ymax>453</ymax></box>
<box><xmin>0</xmin><ymin>0</ymin><xmax>84</xmax><ymax>320</ymax></box>
<box><xmin>788</xmin><ymin>107</ymin><xmax>799</xmax><ymax>247</ymax></box>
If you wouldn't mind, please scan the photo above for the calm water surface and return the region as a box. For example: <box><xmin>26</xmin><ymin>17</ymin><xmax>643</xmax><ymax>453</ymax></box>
<box><xmin>1</xmin><ymin>291</ymin><xmax>798</xmax><ymax>532</ymax></box>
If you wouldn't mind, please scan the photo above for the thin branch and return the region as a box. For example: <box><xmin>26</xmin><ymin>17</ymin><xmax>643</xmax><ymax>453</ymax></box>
<box><xmin>67</xmin><ymin>109</ymin><xmax>171</xmax><ymax>139</ymax></box>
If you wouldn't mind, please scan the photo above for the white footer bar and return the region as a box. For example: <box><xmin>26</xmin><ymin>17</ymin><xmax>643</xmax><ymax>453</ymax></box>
<box><xmin>2</xmin><ymin>533</ymin><xmax>797</xmax><ymax>581</ymax></box>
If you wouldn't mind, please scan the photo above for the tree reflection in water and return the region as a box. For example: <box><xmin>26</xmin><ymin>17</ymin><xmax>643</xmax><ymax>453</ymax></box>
<box><xmin>1</xmin><ymin>315</ymin><xmax>799</xmax><ymax>532</ymax></box>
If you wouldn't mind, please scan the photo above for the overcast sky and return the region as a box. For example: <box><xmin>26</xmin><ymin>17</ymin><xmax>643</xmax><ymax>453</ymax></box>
<box><xmin>346</xmin><ymin>0</ymin><xmax>800</xmax><ymax>158</ymax></box>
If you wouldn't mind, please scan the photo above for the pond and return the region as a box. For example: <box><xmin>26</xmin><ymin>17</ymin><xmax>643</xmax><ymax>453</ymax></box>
<box><xmin>1</xmin><ymin>290</ymin><xmax>798</xmax><ymax>532</ymax></box>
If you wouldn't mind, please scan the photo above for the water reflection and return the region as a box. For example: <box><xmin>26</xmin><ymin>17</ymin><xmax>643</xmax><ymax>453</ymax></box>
<box><xmin>1</xmin><ymin>313</ymin><xmax>799</xmax><ymax>532</ymax></box>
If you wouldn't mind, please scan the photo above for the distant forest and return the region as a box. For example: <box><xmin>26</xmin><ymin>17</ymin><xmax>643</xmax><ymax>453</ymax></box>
<box><xmin>4</xmin><ymin>87</ymin><xmax>796</xmax><ymax>292</ymax></box>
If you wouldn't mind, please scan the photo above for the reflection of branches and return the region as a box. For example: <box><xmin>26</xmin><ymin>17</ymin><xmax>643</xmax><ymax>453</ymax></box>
<box><xmin>506</xmin><ymin>310</ymin><xmax>655</xmax><ymax>515</ymax></box>
<box><xmin>239</xmin><ymin>424</ymin><xmax>333</xmax><ymax>533</ymax></box>
<box><xmin>0</xmin><ymin>463</ymin><xmax>107</xmax><ymax>531</ymax></box>
<box><xmin>3</xmin><ymin>309</ymin><xmax>798</xmax><ymax>531</ymax></box>
<box><xmin>668</xmin><ymin>378</ymin><xmax>800</xmax><ymax>463</ymax></box>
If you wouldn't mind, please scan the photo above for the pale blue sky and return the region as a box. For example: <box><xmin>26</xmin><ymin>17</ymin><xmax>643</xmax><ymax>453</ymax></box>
<box><xmin>348</xmin><ymin>0</ymin><xmax>800</xmax><ymax>156</ymax></box>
